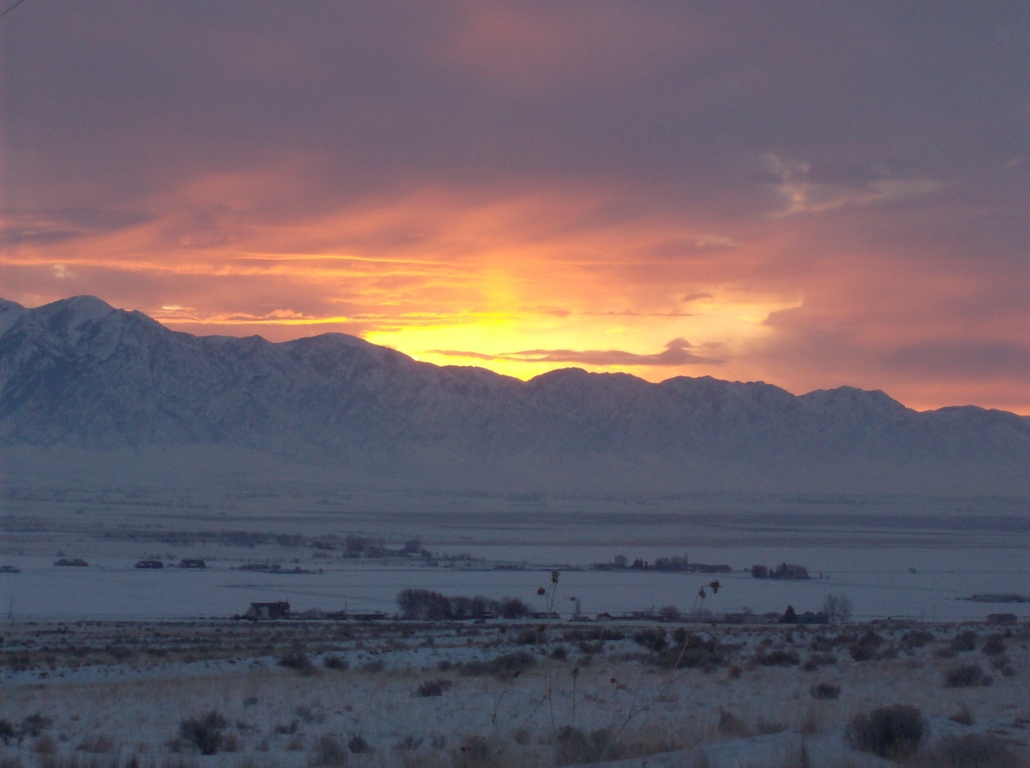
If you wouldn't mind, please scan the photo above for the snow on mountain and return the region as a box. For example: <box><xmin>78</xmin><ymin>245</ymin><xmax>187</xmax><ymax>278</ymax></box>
<box><xmin>1</xmin><ymin>295</ymin><xmax>1028</xmax><ymax>494</ymax></box>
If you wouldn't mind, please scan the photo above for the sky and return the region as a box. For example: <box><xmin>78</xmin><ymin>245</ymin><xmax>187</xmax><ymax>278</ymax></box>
<box><xmin>1</xmin><ymin>2</ymin><xmax>1028</xmax><ymax>412</ymax></box>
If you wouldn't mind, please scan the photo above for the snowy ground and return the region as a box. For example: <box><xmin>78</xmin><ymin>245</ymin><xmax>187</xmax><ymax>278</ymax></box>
<box><xmin>1</xmin><ymin>617</ymin><xmax>1028</xmax><ymax>767</ymax></box>
<box><xmin>1</xmin><ymin>488</ymin><xmax>1028</xmax><ymax>765</ymax></box>
<box><xmin>2</xmin><ymin>490</ymin><xmax>1028</xmax><ymax>623</ymax></box>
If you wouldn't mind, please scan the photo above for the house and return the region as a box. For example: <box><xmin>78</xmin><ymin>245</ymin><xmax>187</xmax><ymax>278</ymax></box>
<box><xmin>244</xmin><ymin>601</ymin><xmax>291</xmax><ymax>620</ymax></box>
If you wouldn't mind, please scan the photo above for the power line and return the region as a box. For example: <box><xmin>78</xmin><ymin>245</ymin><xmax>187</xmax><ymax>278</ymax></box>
<box><xmin>0</xmin><ymin>0</ymin><xmax>30</xmax><ymax>21</ymax></box>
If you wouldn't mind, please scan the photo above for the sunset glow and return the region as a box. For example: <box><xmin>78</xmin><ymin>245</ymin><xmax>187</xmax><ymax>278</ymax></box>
<box><xmin>2</xmin><ymin>3</ymin><xmax>1028</xmax><ymax>412</ymax></box>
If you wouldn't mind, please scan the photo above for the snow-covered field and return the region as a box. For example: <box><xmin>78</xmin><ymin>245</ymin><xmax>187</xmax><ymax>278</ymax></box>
<box><xmin>1</xmin><ymin>616</ymin><xmax>1028</xmax><ymax>767</ymax></box>
<box><xmin>1</xmin><ymin>488</ymin><xmax>1028</xmax><ymax>766</ymax></box>
<box><xmin>2</xmin><ymin>489</ymin><xmax>1028</xmax><ymax>624</ymax></box>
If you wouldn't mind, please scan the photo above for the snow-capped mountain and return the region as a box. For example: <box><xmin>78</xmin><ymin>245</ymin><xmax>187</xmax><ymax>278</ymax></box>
<box><xmin>2</xmin><ymin>296</ymin><xmax>1028</xmax><ymax>494</ymax></box>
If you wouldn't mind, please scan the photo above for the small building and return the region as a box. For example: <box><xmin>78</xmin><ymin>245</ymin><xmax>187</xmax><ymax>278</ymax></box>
<box><xmin>178</xmin><ymin>559</ymin><xmax>206</xmax><ymax>569</ymax></box>
<box><xmin>244</xmin><ymin>601</ymin><xmax>291</xmax><ymax>620</ymax></box>
<box><xmin>135</xmin><ymin>560</ymin><xmax>164</xmax><ymax>569</ymax></box>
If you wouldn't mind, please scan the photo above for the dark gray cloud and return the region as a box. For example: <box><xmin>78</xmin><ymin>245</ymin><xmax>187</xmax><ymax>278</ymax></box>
<box><xmin>434</xmin><ymin>337</ymin><xmax>723</xmax><ymax>367</ymax></box>
<box><xmin>3</xmin><ymin>2</ymin><xmax>1027</xmax><ymax>214</ymax></box>
<box><xmin>0</xmin><ymin>208</ymin><xmax>153</xmax><ymax>245</ymax></box>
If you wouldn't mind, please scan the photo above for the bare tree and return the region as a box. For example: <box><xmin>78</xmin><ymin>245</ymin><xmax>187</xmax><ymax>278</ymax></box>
<box><xmin>823</xmin><ymin>593</ymin><xmax>853</xmax><ymax>623</ymax></box>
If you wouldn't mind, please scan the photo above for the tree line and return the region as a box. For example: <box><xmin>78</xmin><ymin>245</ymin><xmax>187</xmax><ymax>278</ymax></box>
<box><xmin>396</xmin><ymin>589</ymin><xmax>531</xmax><ymax>620</ymax></box>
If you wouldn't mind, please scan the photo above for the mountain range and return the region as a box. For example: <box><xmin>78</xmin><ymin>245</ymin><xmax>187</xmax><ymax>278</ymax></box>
<box><xmin>2</xmin><ymin>295</ymin><xmax>1028</xmax><ymax>495</ymax></box>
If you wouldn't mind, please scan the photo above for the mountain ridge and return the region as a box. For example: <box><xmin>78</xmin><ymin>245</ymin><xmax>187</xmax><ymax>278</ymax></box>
<box><xmin>1</xmin><ymin>295</ymin><xmax>1028</xmax><ymax>494</ymax></box>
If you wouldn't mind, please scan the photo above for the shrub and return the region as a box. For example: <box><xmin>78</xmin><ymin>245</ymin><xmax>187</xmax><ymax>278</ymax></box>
<box><xmin>21</xmin><ymin>714</ymin><xmax>52</xmax><ymax>738</ymax></box>
<box><xmin>347</xmin><ymin>734</ymin><xmax>372</xmax><ymax>754</ymax></box>
<box><xmin>459</xmin><ymin>651</ymin><xmax>535</xmax><ymax>681</ymax></box>
<box><xmin>655</xmin><ymin>634</ymin><xmax>723</xmax><ymax>670</ymax></box>
<box><xmin>849</xmin><ymin>630</ymin><xmax>884</xmax><ymax>661</ymax></box>
<box><xmin>555</xmin><ymin>726</ymin><xmax>625</xmax><ymax>766</ymax></box>
<box><xmin>810</xmin><ymin>682</ymin><xmax>840</xmax><ymax>700</ymax></box>
<box><xmin>516</xmin><ymin>626</ymin><xmax>545</xmax><ymax>645</ymax></box>
<box><xmin>0</xmin><ymin>720</ymin><xmax>14</xmax><ymax>745</ymax></box>
<box><xmin>394</xmin><ymin>734</ymin><xmax>424</xmax><ymax>751</ymax></box>
<box><xmin>179</xmin><ymin>711</ymin><xmax>228</xmax><ymax>755</ymax></box>
<box><xmin>451</xmin><ymin>735</ymin><xmax>492</xmax><ymax>768</ymax></box>
<box><xmin>846</xmin><ymin>704</ymin><xmax>925</xmax><ymax>760</ymax></box>
<box><xmin>416</xmin><ymin>678</ymin><xmax>453</xmax><ymax>697</ymax></box>
<box><xmin>944</xmin><ymin>664</ymin><xmax>991</xmax><ymax>688</ymax></box>
<box><xmin>982</xmin><ymin>635</ymin><xmax>1006</xmax><ymax>656</ymax></box>
<box><xmin>802</xmin><ymin>652</ymin><xmax>837</xmax><ymax>671</ymax></box>
<box><xmin>755</xmin><ymin>649</ymin><xmax>799</xmax><ymax>666</ymax></box>
<box><xmin>633</xmin><ymin>627</ymin><xmax>668</xmax><ymax>652</ymax></box>
<box><xmin>900</xmin><ymin>629</ymin><xmax>935</xmax><ymax>650</ymax></box>
<box><xmin>310</xmin><ymin>734</ymin><xmax>349</xmax><ymax>766</ymax></box>
<box><xmin>279</xmin><ymin>650</ymin><xmax>316</xmax><ymax>674</ymax></box>
<box><xmin>950</xmin><ymin>630</ymin><xmax>977</xmax><ymax>652</ymax></box>
<box><xmin>323</xmin><ymin>654</ymin><xmax>348</xmax><ymax>670</ymax></box>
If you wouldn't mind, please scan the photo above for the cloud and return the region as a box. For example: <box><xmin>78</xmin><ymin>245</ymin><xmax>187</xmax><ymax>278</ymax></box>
<box><xmin>762</xmin><ymin>154</ymin><xmax>940</xmax><ymax>216</ymax></box>
<box><xmin>2</xmin><ymin>3</ymin><xmax>1029</xmax><ymax>410</ymax></box>
<box><xmin>433</xmin><ymin>338</ymin><xmax>724</xmax><ymax>367</ymax></box>
<box><xmin>0</xmin><ymin>208</ymin><xmax>153</xmax><ymax>245</ymax></box>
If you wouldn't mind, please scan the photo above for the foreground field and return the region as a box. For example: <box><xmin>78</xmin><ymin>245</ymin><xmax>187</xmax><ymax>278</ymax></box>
<box><xmin>1</xmin><ymin>617</ymin><xmax>1028</xmax><ymax>768</ymax></box>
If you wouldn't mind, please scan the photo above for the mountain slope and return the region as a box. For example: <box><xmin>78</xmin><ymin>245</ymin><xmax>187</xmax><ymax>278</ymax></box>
<box><xmin>1</xmin><ymin>296</ymin><xmax>1028</xmax><ymax>494</ymax></box>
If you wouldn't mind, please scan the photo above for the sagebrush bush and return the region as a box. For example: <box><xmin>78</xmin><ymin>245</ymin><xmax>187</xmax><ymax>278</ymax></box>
<box><xmin>178</xmin><ymin>711</ymin><xmax>228</xmax><ymax>755</ymax></box>
<box><xmin>416</xmin><ymin>678</ymin><xmax>453</xmax><ymax>697</ymax></box>
<box><xmin>950</xmin><ymin>630</ymin><xmax>977</xmax><ymax>652</ymax></box>
<box><xmin>846</xmin><ymin>704</ymin><xmax>925</xmax><ymax>759</ymax></box>
<box><xmin>459</xmin><ymin>651</ymin><xmax>535</xmax><ymax>681</ymax></box>
<box><xmin>982</xmin><ymin>635</ymin><xmax>1006</xmax><ymax>656</ymax></box>
<box><xmin>633</xmin><ymin>627</ymin><xmax>668</xmax><ymax>652</ymax></box>
<box><xmin>900</xmin><ymin>629</ymin><xmax>935</xmax><ymax>650</ymax></box>
<box><xmin>21</xmin><ymin>713</ymin><xmax>52</xmax><ymax>738</ymax></box>
<box><xmin>944</xmin><ymin>663</ymin><xmax>991</xmax><ymax>688</ymax></box>
<box><xmin>278</xmin><ymin>650</ymin><xmax>316</xmax><ymax>675</ymax></box>
<box><xmin>310</xmin><ymin>733</ymin><xmax>349</xmax><ymax>766</ymax></box>
<box><xmin>323</xmin><ymin>654</ymin><xmax>348</xmax><ymax>670</ymax></box>
<box><xmin>755</xmin><ymin>649</ymin><xmax>799</xmax><ymax>666</ymax></box>
<box><xmin>347</xmin><ymin>734</ymin><xmax>372</xmax><ymax>754</ymax></box>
